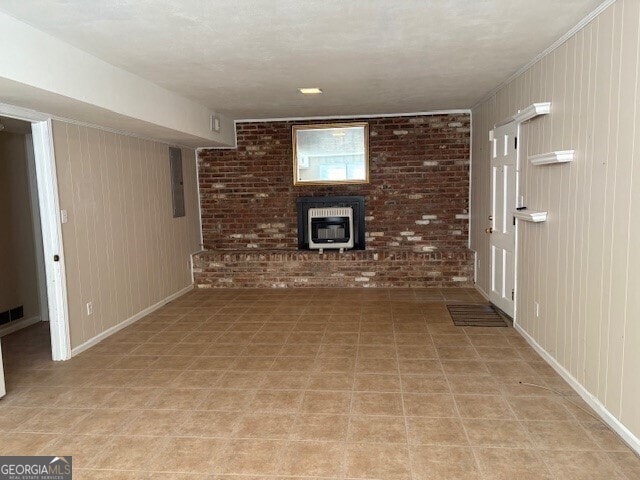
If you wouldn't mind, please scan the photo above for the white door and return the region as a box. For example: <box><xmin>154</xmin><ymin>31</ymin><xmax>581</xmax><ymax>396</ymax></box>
<box><xmin>488</xmin><ymin>121</ymin><xmax>517</xmax><ymax>316</ymax></box>
<box><xmin>0</xmin><ymin>340</ymin><xmax>5</xmax><ymax>398</ymax></box>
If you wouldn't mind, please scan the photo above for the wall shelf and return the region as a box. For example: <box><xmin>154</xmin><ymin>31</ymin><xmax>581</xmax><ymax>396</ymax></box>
<box><xmin>513</xmin><ymin>210</ymin><xmax>547</xmax><ymax>223</ymax></box>
<box><xmin>529</xmin><ymin>150</ymin><xmax>575</xmax><ymax>165</ymax></box>
<box><xmin>513</xmin><ymin>102</ymin><xmax>551</xmax><ymax>123</ymax></box>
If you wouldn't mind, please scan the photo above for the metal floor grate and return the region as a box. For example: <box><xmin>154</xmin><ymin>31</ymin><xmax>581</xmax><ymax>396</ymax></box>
<box><xmin>447</xmin><ymin>304</ymin><xmax>509</xmax><ymax>327</ymax></box>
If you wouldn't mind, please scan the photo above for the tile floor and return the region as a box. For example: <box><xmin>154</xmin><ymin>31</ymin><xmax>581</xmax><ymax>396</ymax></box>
<box><xmin>1</xmin><ymin>288</ymin><xmax>639</xmax><ymax>479</ymax></box>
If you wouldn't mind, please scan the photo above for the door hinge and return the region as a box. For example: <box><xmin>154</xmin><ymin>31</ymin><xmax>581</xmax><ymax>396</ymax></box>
<box><xmin>513</xmin><ymin>216</ymin><xmax>516</xmax><ymax>226</ymax></box>
<box><xmin>514</xmin><ymin>137</ymin><xmax>518</xmax><ymax>149</ymax></box>
<box><xmin>511</xmin><ymin>289</ymin><xmax>515</xmax><ymax>301</ymax></box>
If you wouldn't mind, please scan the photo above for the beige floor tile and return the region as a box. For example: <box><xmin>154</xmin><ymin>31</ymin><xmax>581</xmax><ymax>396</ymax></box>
<box><xmin>608</xmin><ymin>451</ymin><xmax>640</xmax><ymax>479</ymax></box>
<box><xmin>405</xmin><ymin>375</ymin><xmax>449</xmax><ymax>394</ymax></box>
<box><xmin>542</xmin><ymin>450</ymin><xmax>626</xmax><ymax>479</ymax></box>
<box><xmin>314</xmin><ymin>356</ymin><xmax>355</xmax><ymax>373</ymax></box>
<box><xmin>49</xmin><ymin>434</ymin><xmax>115</xmax><ymax>468</ymax></box>
<box><xmin>301</xmin><ymin>391</ymin><xmax>352</xmax><ymax>414</ymax></box>
<box><xmin>346</xmin><ymin>443</ymin><xmax>411</xmax><ymax>479</ymax></box>
<box><xmin>396</xmin><ymin>333</ymin><xmax>432</xmax><ymax>346</ymax></box>
<box><xmin>74</xmin><ymin>470</ymin><xmax>145</xmax><ymax>480</ymax></box>
<box><xmin>0</xmin><ymin>432</ymin><xmax>58</xmax><ymax>455</ymax></box>
<box><xmin>55</xmin><ymin>387</ymin><xmax>116</xmax><ymax>408</ymax></box>
<box><xmin>582</xmin><ymin>421</ymin><xmax>633</xmax><ymax>452</ymax></box>
<box><xmin>270</xmin><ymin>357</ymin><xmax>316</xmax><ymax>372</ymax></box>
<box><xmin>99</xmin><ymin>387</ymin><xmax>161</xmax><ymax>409</ymax></box>
<box><xmin>231</xmin><ymin>356</ymin><xmax>276</xmax><ymax>371</ymax></box>
<box><xmin>475</xmin><ymin>346</ymin><xmax>520</xmax><ymax>361</ymax></box>
<box><xmin>308</xmin><ymin>372</ymin><xmax>353</xmax><ymax>390</ymax></box>
<box><xmin>178</xmin><ymin>410</ymin><xmax>239</xmax><ymax>437</ymax></box>
<box><xmin>411</xmin><ymin>445</ymin><xmax>481</xmax><ymax>479</ymax></box>
<box><xmin>406</xmin><ymin>417</ymin><xmax>468</xmax><ymax>445</ymax></box>
<box><xmin>356</xmin><ymin>357</ymin><xmax>399</xmax><ymax>374</ymax></box>
<box><xmin>249</xmin><ymin>389</ymin><xmax>302</xmax><ymax>413</ymax></box>
<box><xmin>123</xmin><ymin>409</ymin><xmax>190</xmax><ymax>436</ymax></box>
<box><xmin>6</xmin><ymin>386</ymin><xmax>68</xmax><ymax>407</ymax></box>
<box><xmin>463</xmin><ymin>418</ymin><xmax>531</xmax><ymax>447</ymax></box>
<box><xmin>261</xmin><ymin>372</ymin><xmax>310</xmax><ymax>390</ymax></box>
<box><xmin>524</xmin><ymin>421</ymin><xmax>600</xmax><ymax>450</ymax></box>
<box><xmin>352</xmin><ymin>392</ymin><xmax>403</xmax><ymax>416</ymax></box>
<box><xmin>317</xmin><ymin>344</ymin><xmax>357</xmax><ymax>358</ymax></box>
<box><xmin>354</xmin><ymin>373</ymin><xmax>401</xmax><ymax>392</ymax></box>
<box><xmin>0</xmin><ymin>406</ymin><xmax>45</xmax><ymax>431</ymax></box>
<box><xmin>291</xmin><ymin>414</ymin><xmax>349</xmax><ymax>441</ymax></box>
<box><xmin>507</xmin><ymin>396</ymin><xmax>575</xmax><ymax>421</ymax></box>
<box><xmin>219</xmin><ymin>439</ymin><xmax>284</xmax><ymax>475</ymax></box>
<box><xmin>151</xmin><ymin>437</ymin><xmax>226</xmax><ymax>473</ymax></box>
<box><xmin>396</xmin><ymin>344</ymin><xmax>438</xmax><ymax>359</ymax></box>
<box><xmin>147</xmin><ymin>387</ymin><xmax>209</xmax><ymax>410</ymax></box>
<box><xmin>233</xmin><ymin>412</ymin><xmax>295</xmax><ymax>439</ymax></box>
<box><xmin>17</xmin><ymin>407</ymin><xmax>90</xmax><ymax>434</ymax></box>
<box><xmin>441</xmin><ymin>360</ymin><xmax>489</xmax><ymax>375</ymax></box>
<box><xmin>171</xmin><ymin>370</ymin><xmax>224</xmax><ymax>389</ymax></box>
<box><xmin>200</xmin><ymin>389</ymin><xmax>254</xmax><ymax>411</ymax></box>
<box><xmin>280</xmin><ymin>441</ymin><xmax>344</xmax><ymax>476</ymax></box>
<box><xmin>92</xmin><ymin>435</ymin><xmax>166</xmax><ymax>471</ymax></box>
<box><xmin>474</xmin><ymin>447</ymin><xmax>553</xmax><ymax>479</ymax></box>
<box><xmin>447</xmin><ymin>375</ymin><xmax>501</xmax><ymax>395</ymax></box>
<box><xmin>109</xmin><ymin>355</ymin><xmax>161</xmax><ymax>369</ymax></box>
<box><xmin>348</xmin><ymin>415</ymin><xmax>408</xmax><ymax>443</ymax></box>
<box><xmin>437</xmin><ymin>346</ymin><xmax>480</xmax><ymax>360</ymax></box>
<box><xmin>72</xmin><ymin>409</ymin><xmax>138</xmax><ymax>435</ymax></box>
<box><xmin>455</xmin><ymin>395</ymin><xmax>515</xmax><ymax>419</ymax></box>
<box><xmin>3</xmin><ymin>290</ymin><xmax>635</xmax><ymax>480</ymax></box>
<box><xmin>431</xmin><ymin>334</ymin><xmax>472</xmax><ymax>347</ymax></box>
<box><xmin>398</xmin><ymin>358</ymin><xmax>443</xmax><ymax>375</ymax></box>
<box><xmin>216</xmin><ymin>371</ymin><xmax>265</xmax><ymax>389</ymax></box>
<box><xmin>403</xmin><ymin>393</ymin><xmax>458</xmax><ymax>417</ymax></box>
<box><xmin>358</xmin><ymin>345</ymin><xmax>397</xmax><ymax>359</ymax></box>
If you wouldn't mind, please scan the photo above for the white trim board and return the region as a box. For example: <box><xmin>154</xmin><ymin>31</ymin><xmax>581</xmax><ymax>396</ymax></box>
<box><xmin>201</xmin><ymin>109</ymin><xmax>472</xmax><ymax>151</ymax></box>
<box><xmin>71</xmin><ymin>284</ymin><xmax>194</xmax><ymax>356</ymax></box>
<box><xmin>0</xmin><ymin>102</ymin><xmax>196</xmax><ymax>150</ymax></box>
<box><xmin>514</xmin><ymin>323</ymin><xmax>640</xmax><ymax>455</ymax></box>
<box><xmin>472</xmin><ymin>0</ymin><xmax>617</xmax><ymax>109</ymax></box>
<box><xmin>31</xmin><ymin>120</ymin><xmax>71</xmax><ymax>361</ymax></box>
<box><xmin>474</xmin><ymin>284</ymin><xmax>491</xmax><ymax>302</ymax></box>
<box><xmin>0</xmin><ymin>316</ymin><xmax>41</xmax><ymax>338</ymax></box>
<box><xmin>236</xmin><ymin>109</ymin><xmax>471</xmax><ymax>124</ymax></box>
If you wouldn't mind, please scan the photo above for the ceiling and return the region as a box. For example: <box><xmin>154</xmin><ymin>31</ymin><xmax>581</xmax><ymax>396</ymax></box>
<box><xmin>0</xmin><ymin>0</ymin><xmax>603</xmax><ymax>119</ymax></box>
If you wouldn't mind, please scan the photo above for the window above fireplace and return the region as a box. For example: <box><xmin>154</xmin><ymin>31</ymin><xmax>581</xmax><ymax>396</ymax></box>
<box><xmin>292</xmin><ymin>122</ymin><xmax>369</xmax><ymax>185</ymax></box>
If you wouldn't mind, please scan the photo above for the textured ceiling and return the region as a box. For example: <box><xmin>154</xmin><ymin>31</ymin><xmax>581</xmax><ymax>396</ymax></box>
<box><xmin>0</xmin><ymin>0</ymin><xmax>603</xmax><ymax>118</ymax></box>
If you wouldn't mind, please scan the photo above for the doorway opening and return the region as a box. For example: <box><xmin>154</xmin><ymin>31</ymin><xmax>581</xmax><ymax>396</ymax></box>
<box><xmin>0</xmin><ymin>109</ymin><xmax>70</xmax><ymax>398</ymax></box>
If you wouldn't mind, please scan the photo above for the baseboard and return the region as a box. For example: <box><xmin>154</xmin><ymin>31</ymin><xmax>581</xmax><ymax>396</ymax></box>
<box><xmin>71</xmin><ymin>284</ymin><xmax>194</xmax><ymax>356</ymax></box>
<box><xmin>0</xmin><ymin>316</ymin><xmax>41</xmax><ymax>337</ymax></box>
<box><xmin>474</xmin><ymin>284</ymin><xmax>491</xmax><ymax>301</ymax></box>
<box><xmin>514</xmin><ymin>323</ymin><xmax>640</xmax><ymax>455</ymax></box>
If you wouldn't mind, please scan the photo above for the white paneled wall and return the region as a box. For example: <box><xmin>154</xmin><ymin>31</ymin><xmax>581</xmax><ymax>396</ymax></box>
<box><xmin>472</xmin><ymin>0</ymin><xmax>640</xmax><ymax>440</ymax></box>
<box><xmin>52</xmin><ymin>121</ymin><xmax>201</xmax><ymax>350</ymax></box>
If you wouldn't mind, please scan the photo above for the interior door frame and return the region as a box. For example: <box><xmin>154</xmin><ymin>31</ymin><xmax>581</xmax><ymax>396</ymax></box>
<box><xmin>0</xmin><ymin>103</ymin><xmax>71</xmax><ymax>361</ymax></box>
<box><xmin>488</xmin><ymin>119</ymin><xmax>519</xmax><ymax>318</ymax></box>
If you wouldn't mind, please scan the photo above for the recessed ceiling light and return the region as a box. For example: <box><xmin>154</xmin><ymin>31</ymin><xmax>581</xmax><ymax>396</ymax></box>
<box><xmin>299</xmin><ymin>87</ymin><xmax>323</xmax><ymax>95</ymax></box>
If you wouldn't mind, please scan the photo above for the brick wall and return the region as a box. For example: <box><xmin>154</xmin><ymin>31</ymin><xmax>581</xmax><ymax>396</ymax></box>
<box><xmin>193</xmin><ymin>250</ymin><xmax>472</xmax><ymax>288</ymax></box>
<box><xmin>196</xmin><ymin>113</ymin><xmax>473</xmax><ymax>287</ymax></box>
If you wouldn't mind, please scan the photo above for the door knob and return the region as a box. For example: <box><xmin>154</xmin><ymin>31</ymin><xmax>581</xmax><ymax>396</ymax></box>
<box><xmin>485</xmin><ymin>227</ymin><xmax>493</xmax><ymax>234</ymax></box>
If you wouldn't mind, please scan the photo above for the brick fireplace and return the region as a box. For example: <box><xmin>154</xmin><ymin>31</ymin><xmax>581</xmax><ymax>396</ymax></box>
<box><xmin>194</xmin><ymin>113</ymin><xmax>472</xmax><ymax>288</ymax></box>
